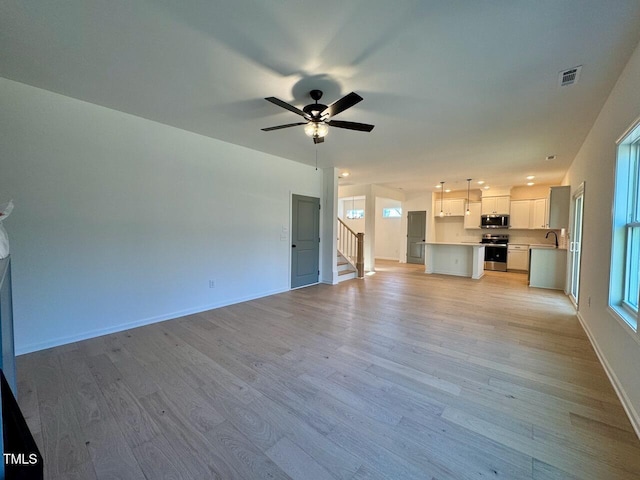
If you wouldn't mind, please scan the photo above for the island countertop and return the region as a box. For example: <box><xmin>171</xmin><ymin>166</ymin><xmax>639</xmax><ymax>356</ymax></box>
<box><xmin>418</xmin><ymin>241</ymin><xmax>484</xmax><ymax>247</ymax></box>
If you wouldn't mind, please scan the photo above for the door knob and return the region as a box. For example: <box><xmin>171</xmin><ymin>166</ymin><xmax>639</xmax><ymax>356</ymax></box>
<box><xmin>292</xmin><ymin>245</ymin><xmax>297</xmax><ymax>248</ymax></box>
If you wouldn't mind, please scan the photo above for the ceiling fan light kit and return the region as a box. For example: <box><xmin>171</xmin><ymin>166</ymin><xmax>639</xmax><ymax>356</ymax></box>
<box><xmin>304</xmin><ymin>122</ymin><xmax>329</xmax><ymax>138</ymax></box>
<box><xmin>262</xmin><ymin>90</ymin><xmax>374</xmax><ymax>143</ymax></box>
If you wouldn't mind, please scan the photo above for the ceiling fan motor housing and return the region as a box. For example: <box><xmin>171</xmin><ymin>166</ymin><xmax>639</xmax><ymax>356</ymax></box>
<box><xmin>303</xmin><ymin>103</ymin><xmax>327</xmax><ymax>120</ymax></box>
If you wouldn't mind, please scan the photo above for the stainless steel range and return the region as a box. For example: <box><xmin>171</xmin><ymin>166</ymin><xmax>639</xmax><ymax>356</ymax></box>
<box><xmin>481</xmin><ymin>233</ymin><xmax>509</xmax><ymax>272</ymax></box>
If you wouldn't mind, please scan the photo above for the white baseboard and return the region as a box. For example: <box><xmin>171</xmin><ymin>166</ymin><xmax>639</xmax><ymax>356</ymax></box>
<box><xmin>15</xmin><ymin>287</ymin><xmax>289</xmax><ymax>355</ymax></box>
<box><xmin>576</xmin><ymin>312</ymin><xmax>640</xmax><ymax>440</ymax></box>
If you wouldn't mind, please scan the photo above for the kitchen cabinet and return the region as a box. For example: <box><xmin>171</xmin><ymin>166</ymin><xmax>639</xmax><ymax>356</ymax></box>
<box><xmin>507</xmin><ymin>244</ymin><xmax>529</xmax><ymax>271</ymax></box>
<box><xmin>509</xmin><ymin>200</ymin><xmax>531</xmax><ymax>229</ymax></box>
<box><xmin>435</xmin><ymin>198</ymin><xmax>465</xmax><ymax>217</ymax></box>
<box><xmin>530</xmin><ymin>186</ymin><xmax>571</xmax><ymax>229</ymax></box>
<box><xmin>531</xmin><ymin>198</ymin><xmax>548</xmax><ymax>229</ymax></box>
<box><xmin>464</xmin><ymin>202</ymin><xmax>482</xmax><ymax>229</ymax></box>
<box><xmin>548</xmin><ymin>186</ymin><xmax>571</xmax><ymax>229</ymax></box>
<box><xmin>529</xmin><ymin>247</ymin><xmax>567</xmax><ymax>290</ymax></box>
<box><xmin>481</xmin><ymin>196</ymin><xmax>510</xmax><ymax>215</ymax></box>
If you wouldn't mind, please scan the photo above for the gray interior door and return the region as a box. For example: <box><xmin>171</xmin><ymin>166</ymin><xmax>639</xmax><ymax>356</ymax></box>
<box><xmin>406</xmin><ymin>211</ymin><xmax>426</xmax><ymax>264</ymax></box>
<box><xmin>291</xmin><ymin>194</ymin><xmax>320</xmax><ymax>288</ymax></box>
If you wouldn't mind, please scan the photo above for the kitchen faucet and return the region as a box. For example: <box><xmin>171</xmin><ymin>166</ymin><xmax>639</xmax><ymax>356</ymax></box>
<box><xmin>546</xmin><ymin>231</ymin><xmax>558</xmax><ymax>247</ymax></box>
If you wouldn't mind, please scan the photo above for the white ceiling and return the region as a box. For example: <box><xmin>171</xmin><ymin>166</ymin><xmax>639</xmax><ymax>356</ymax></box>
<box><xmin>2</xmin><ymin>1</ymin><xmax>640</xmax><ymax>194</ymax></box>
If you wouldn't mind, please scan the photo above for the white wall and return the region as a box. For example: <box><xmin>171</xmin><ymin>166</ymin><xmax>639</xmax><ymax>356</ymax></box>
<box><xmin>374</xmin><ymin>197</ymin><xmax>402</xmax><ymax>260</ymax></box>
<box><xmin>321</xmin><ymin>168</ymin><xmax>338</xmax><ymax>285</ymax></box>
<box><xmin>562</xmin><ymin>40</ymin><xmax>640</xmax><ymax>435</ymax></box>
<box><xmin>0</xmin><ymin>78</ymin><xmax>323</xmax><ymax>354</ymax></box>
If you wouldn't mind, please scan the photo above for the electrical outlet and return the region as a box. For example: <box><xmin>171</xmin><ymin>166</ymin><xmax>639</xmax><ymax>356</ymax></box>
<box><xmin>209</xmin><ymin>280</ymin><xmax>216</xmax><ymax>289</ymax></box>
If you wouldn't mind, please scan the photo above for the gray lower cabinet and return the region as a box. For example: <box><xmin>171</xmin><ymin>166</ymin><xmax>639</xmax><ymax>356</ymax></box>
<box><xmin>529</xmin><ymin>248</ymin><xmax>567</xmax><ymax>290</ymax></box>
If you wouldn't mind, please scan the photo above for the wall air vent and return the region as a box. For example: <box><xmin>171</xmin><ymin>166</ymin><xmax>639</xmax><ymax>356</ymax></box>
<box><xmin>558</xmin><ymin>65</ymin><xmax>582</xmax><ymax>87</ymax></box>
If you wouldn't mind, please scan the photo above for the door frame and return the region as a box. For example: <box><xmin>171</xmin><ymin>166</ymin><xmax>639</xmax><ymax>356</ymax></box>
<box><xmin>569</xmin><ymin>182</ymin><xmax>585</xmax><ymax>308</ymax></box>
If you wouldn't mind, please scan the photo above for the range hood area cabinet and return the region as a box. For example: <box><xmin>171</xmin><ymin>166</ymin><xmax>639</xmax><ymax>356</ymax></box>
<box><xmin>481</xmin><ymin>195</ymin><xmax>510</xmax><ymax>215</ymax></box>
<box><xmin>434</xmin><ymin>198</ymin><xmax>466</xmax><ymax>217</ymax></box>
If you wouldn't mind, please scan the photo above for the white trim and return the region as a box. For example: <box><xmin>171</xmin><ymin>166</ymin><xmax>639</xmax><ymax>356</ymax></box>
<box><xmin>607</xmin><ymin>306</ymin><xmax>640</xmax><ymax>346</ymax></box>
<box><xmin>577</xmin><ymin>312</ymin><xmax>640</xmax><ymax>440</ymax></box>
<box><xmin>616</xmin><ymin>114</ymin><xmax>640</xmax><ymax>145</ymax></box>
<box><xmin>15</xmin><ymin>286</ymin><xmax>289</xmax><ymax>355</ymax></box>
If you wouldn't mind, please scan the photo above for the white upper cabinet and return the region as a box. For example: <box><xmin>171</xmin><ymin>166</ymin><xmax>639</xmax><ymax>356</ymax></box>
<box><xmin>510</xmin><ymin>200</ymin><xmax>531</xmax><ymax>229</ymax></box>
<box><xmin>531</xmin><ymin>198</ymin><xmax>548</xmax><ymax>229</ymax></box>
<box><xmin>435</xmin><ymin>198</ymin><xmax>466</xmax><ymax>217</ymax></box>
<box><xmin>530</xmin><ymin>187</ymin><xmax>570</xmax><ymax>229</ymax></box>
<box><xmin>464</xmin><ymin>202</ymin><xmax>482</xmax><ymax>229</ymax></box>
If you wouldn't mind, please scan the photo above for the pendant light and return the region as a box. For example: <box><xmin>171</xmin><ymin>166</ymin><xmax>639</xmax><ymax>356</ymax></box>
<box><xmin>465</xmin><ymin>178</ymin><xmax>472</xmax><ymax>216</ymax></box>
<box><xmin>439</xmin><ymin>181</ymin><xmax>445</xmax><ymax>217</ymax></box>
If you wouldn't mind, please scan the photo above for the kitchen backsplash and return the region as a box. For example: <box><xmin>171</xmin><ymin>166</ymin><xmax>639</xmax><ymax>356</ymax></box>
<box><xmin>434</xmin><ymin>217</ymin><xmax>566</xmax><ymax>248</ymax></box>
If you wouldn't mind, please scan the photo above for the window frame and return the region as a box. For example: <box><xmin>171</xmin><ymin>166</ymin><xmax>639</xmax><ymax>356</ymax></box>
<box><xmin>609</xmin><ymin>117</ymin><xmax>640</xmax><ymax>335</ymax></box>
<box><xmin>382</xmin><ymin>207</ymin><xmax>402</xmax><ymax>218</ymax></box>
<box><xmin>346</xmin><ymin>209</ymin><xmax>365</xmax><ymax>220</ymax></box>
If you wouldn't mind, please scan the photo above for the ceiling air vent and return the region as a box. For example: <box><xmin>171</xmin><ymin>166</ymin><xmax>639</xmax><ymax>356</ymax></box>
<box><xmin>558</xmin><ymin>65</ymin><xmax>582</xmax><ymax>87</ymax></box>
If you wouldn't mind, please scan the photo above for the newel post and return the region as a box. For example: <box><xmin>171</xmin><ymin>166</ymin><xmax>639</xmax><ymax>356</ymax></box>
<box><xmin>356</xmin><ymin>233</ymin><xmax>365</xmax><ymax>278</ymax></box>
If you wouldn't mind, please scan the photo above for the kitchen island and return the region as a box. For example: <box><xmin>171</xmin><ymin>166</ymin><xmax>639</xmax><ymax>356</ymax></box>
<box><xmin>420</xmin><ymin>242</ymin><xmax>485</xmax><ymax>279</ymax></box>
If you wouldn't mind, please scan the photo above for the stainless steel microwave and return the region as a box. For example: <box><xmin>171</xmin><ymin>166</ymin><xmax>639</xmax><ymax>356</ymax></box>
<box><xmin>481</xmin><ymin>214</ymin><xmax>509</xmax><ymax>229</ymax></box>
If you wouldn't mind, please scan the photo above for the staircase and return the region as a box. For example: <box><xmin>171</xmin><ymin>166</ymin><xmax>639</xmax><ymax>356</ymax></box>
<box><xmin>337</xmin><ymin>250</ymin><xmax>358</xmax><ymax>282</ymax></box>
<box><xmin>337</xmin><ymin>217</ymin><xmax>364</xmax><ymax>282</ymax></box>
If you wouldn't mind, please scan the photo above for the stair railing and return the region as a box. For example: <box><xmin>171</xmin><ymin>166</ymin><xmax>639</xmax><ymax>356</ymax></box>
<box><xmin>337</xmin><ymin>218</ymin><xmax>364</xmax><ymax>278</ymax></box>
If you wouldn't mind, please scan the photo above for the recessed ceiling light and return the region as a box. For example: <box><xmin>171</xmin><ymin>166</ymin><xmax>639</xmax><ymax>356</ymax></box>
<box><xmin>546</xmin><ymin>155</ymin><xmax>557</xmax><ymax>161</ymax></box>
<box><xmin>527</xmin><ymin>182</ymin><xmax>535</xmax><ymax>186</ymax></box>
<box><xmin>483</xmin><ymin>185</ymin><xmax>490</xmax><ymax>190</ymax></box>
<box><xmin>477</xmin><ymin>181</ymin><xmax>485</xmax><ymax>185</ymax></box>
<box><xmin>526</xmin><ymin>175</ymin><xmax>535</xmax><ymax>180</ymax></box>
<box><xmin>435</xmin><ymin>184</ymin><xmax>442</xmax><ymax>188</ymax></box>
<box><xmin>445</xmin><ymin>189</ymin><xmax>451</xmax><ymax>193</ymax></box>
<box><xmin>341</xmin><ymin>171</ymin><xmax>350</xmax><ymax>177</ymax></box>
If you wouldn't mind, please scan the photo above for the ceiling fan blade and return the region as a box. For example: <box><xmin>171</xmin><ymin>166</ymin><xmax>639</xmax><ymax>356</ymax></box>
<box><xmin>327</xmin><ymin>120</ymin><xmax>375</xmax><ymax>132</ymax></box>
<box><xmin>265</xmin><ymin>97</ymin><xmax>310</xmax><ymax>119</ymax></box>
<box><xmin>261</xmin><ymin>122</ymin><xmax>307</xmax><ymax>132</ymax></box>
<box><xmin>313</xmin><ymin>136</ymin><xmax>325</xmax><ymax>144</ymax></box>
<box><xmin>321</xmin><ymin>92</ymin><xmax>363</xmax><ymax>118</ymax></box>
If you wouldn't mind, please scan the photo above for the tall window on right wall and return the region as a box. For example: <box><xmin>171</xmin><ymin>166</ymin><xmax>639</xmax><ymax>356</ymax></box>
<box><xmin>610</xmin><ymin>117</ymin><xmax>640</xmax><ymax>332</ymax></box>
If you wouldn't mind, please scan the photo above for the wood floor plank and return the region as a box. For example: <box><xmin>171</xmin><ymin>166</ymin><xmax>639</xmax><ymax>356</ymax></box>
<box><xmin>244</xmin><ymin>394</ymin><xmax>362</xmax><ymax>480</ymax></box>
<box><xmin>83</xmin><ymin>418</ymin><xmax>147</xmax><ymax>480</ymax></box>
<box><xmin>131</xmin><ymin>435</ymin><xmax>192</xmax><ymax>480</ymax></box>
<box><xmin>140</xmin><ymin>390</ymin><xmax>242</xmax><ymax>479</ymax></box>
<box><xmin>38</xmin><ymin>394</ymin><xmax>91</xmax><ymax>479</ymax></box>
<box><xmin>265</xmin><ymin>436</ymin><xmax>334</xmax><ymax>480</ymax></box>
<box><xmin>442</xmin><ymin>405</ymin><xmax>635</xmax><ymax>480</ymax></box>
<box><xmin>201</xmin><ymin>420</ymin><xmax>292</xmax><ymax>480</ymax></box>
<box><xmin>16</xmin><ymin>261</ymin><xmax>640</xmax><ymax>480</ymax></box>
<box><xmin>99</xmin><ymin>379</ymin><xmax>161</xmax><ymax>448</ymax></box>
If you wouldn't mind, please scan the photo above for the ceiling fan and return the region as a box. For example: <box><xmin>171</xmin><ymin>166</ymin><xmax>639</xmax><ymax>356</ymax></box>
<box><xmin>261</xmin><ymin>90</ymin><xmax>375</xmax><ymax>144</ymax></box>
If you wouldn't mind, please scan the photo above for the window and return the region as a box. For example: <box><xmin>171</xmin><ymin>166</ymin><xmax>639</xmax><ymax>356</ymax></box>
<box><xmin>382</xmin><ymin>207</ymin><xmax>402</xmax><ymax>218</ymax></box>
<box><xmin>610</xmin><ymin>119</ymin><xmax>640</xmax><ymax>332</ymax></box>
<box><xmin>346</xmin><ymin>209</ymin><xmax>364</xmax><ymax>219</ymax></box>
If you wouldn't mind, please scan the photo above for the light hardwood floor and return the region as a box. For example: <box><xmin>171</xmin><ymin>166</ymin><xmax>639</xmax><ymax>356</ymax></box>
<box><xmin>17</xmin><ymin>261</ymin><xmax>640</xmax><ymax>479</ymax></box>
